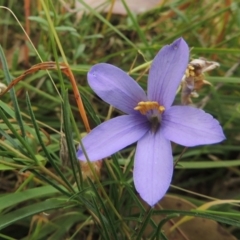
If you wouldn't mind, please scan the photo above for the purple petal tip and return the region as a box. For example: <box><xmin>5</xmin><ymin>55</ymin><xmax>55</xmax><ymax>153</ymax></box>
<box><xmin>171</xmin><ymin>37</ymin><xmax>188</xmax><ymax>52</ymax></box>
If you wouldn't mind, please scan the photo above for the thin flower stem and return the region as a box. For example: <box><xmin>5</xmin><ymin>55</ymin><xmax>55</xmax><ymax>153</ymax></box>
<box><xmin>106</xmin><ymin>105</ymin><xmax>114</xmax><ymax>121</ymax></box>
<box><xmin>174</xmin><ymin>147</ymin><xmax>188</xmax><ymax>167</ymax></box>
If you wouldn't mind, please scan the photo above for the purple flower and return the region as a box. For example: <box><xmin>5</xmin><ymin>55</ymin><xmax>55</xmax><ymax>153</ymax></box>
<box><xmin>77</xmin><ymin>38</ymin><xmax>225</xmax><ymax>206</ymax></box>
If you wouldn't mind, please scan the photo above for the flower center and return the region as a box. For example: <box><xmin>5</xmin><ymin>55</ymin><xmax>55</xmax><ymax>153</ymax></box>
<box><xmin>134</xmin><ymin>101</ymin><xmax>165</xmax><ymax>115</ymax></box>
<box><xmin>134</xmin><ymin>101</ymin><xmax>165</xmax><ymax>132</ymax></box>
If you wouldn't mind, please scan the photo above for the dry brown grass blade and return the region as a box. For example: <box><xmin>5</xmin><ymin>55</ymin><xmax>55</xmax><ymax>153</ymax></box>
<box><xmin>0</xmin><ymin>62</ymin><xmax>91</xmax><ymax>133</ymax></box>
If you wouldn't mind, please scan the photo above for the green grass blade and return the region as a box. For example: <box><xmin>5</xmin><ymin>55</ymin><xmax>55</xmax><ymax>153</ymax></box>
<box><xmin>0</xmin><ymin>45</ymin><xmax>26</xmax><ymax>137</ymax></box>
<box><xmin>25</xmin><ymin>93</ymin><xmax>75</xmax><ymax>193</ymax></box>
<box><xmin>0</xmin><ymin>198</ymin><xmax>68</xmax><ymax>230</ymax></box>
<box><xmin>62</xmin><ymin>90</ymin><xmax>82</xmax><ymax>190</ymax></box>
<box><xmin>0</xmin><ymin>185</ymin><xmax>59</xmax><ymax>211</ymax></box>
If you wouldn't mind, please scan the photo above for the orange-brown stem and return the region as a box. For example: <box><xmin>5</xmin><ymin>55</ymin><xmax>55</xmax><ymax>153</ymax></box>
<box><xmin>0</xmin><ymin>62</ymin><xmax>91</xmax><ymax>133</ymax></box>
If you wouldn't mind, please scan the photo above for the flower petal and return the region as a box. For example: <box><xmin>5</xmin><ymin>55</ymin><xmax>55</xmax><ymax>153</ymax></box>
<box><xmin>88</xmin><ymin>63</ymin><xmax>148</xmax><ymax>114</ymax></box>
<box><xmin>147</xmin><ymin>38</ymin><xmax>189</xmax><ymax>109</ymax></box>
<box><xmin>162</xmin><ymin>106</ymin><xmax>226</xmax><ymax>146</ymax></box>
<box><xmin>133</xmin><ymin>130</ymin><xmax>173</xmax><ymax>206</ymax></box>
<box><xmin>77</xmin><ymin>115</ymin><xmax>149</xmax><ymax>161</ymax></box>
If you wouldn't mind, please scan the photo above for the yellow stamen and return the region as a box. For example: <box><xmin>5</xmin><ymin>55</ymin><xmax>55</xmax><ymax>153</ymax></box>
<box><xmin>185</xmin><ymin>64</ymin><xmax>196</xmax><ymax>78</ymax></box>
<box><xmin>159</xmin><ymin>105</ymin><xmax>165</xmax><ymax>112</ymax></box>
<box><xmin>134</xmin><ymin>101</ymin><xmax>165</xmax><ymax>115</ymax></box>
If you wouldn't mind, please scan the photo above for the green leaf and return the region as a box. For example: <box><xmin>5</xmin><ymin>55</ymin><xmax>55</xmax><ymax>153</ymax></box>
<box><xmin>0</xmin><ymin>163</ymin><xmax>15</xmax><ymax>170</ymax></box>
<box><xmin>177</xmin><ymin>160</ymin><xmax>240</xmax><ymax>169</ymax></box>
<box><xmin>0</xmin><ymin>198</ymin><xmax>68</xmax><ymax>230</ymax></box>
<box><xmin>55</xmin><ymin>26</ymin><xmax>77</xmax><ymax>32</ymax></box>
<box><xmin>0</xmin><ymin>185</ymin><xmax>60</xmax><ymax>211</ymax></box>
<box><xmin>28</xmin><ymin>16</ymin><xmax>48</xmax><ymax>26</ymax></box>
